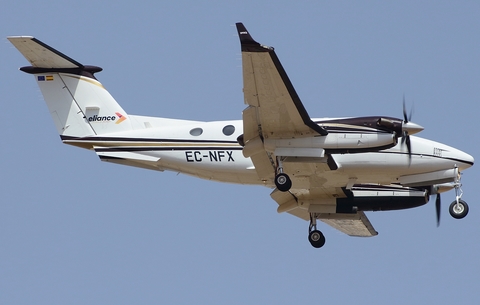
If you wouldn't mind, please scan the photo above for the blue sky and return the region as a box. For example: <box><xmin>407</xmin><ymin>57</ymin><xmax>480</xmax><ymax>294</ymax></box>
<box><xmin>1</xmin><ymin>1</ymin><xmax>479</xmax><ymax>304</ymax></box>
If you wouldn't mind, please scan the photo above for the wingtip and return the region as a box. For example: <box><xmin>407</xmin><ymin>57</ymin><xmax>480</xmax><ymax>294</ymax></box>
<box><xmin>235</xmin><ymin>22</ymin><xmax>272</xmax><ymax>52</ymax></box>
<box><xmin>235</xmin><ymin>22</ymin><xmax>256</xmax><ymax>44</ymax></box>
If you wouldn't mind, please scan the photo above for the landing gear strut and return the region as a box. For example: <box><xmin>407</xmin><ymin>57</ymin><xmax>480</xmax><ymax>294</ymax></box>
<box><xmin>275</xmin><ymin>156</ymin><xmax>291</xmax><ymax>192</ymax></box>
<box><xmin>449</xmin><ymin>166</ymin><xmax>469</xmax><ymax>219</ymax></box>
<box><xmin>308</xmin><ymin>214</ymin><xmax>326</xmax><ymax>248</ymax></box>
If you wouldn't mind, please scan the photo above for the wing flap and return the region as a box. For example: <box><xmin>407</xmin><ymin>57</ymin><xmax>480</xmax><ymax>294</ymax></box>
<box><xmin>242</xmin><ymin>106</ymin><xmax>259</xmax><ymax>144</ymax></box>
<box><xmin>320</xmin><ymin>212</ymin><xmax>378</xmax><ymax>237</ymax></box>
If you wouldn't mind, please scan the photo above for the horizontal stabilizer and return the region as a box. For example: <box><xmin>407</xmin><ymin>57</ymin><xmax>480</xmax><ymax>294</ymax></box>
<box><xmin>8</xmin><ymin>36</ymin><xmax>83</xmax><ymax>69</ymax></box>
<box><xmin>95</xmin><ymin>150</ymin><xmax>164</xmax><ymax>172</ymax></box>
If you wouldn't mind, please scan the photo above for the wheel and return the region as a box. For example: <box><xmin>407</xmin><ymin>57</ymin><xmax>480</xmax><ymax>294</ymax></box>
<box><xmin>275</xmin><ymin>173</ymin><xmax>292</xmax><ymax>192</ymax></box>
<box><xmin>308</xmin><ymin>230</ymin><xmax>326</xmax><ymax>248</ymax></box>
<box><xmin>449</xmin><ymin>199</ymin><xmax>469</xmax><ymax>219</ymax></box>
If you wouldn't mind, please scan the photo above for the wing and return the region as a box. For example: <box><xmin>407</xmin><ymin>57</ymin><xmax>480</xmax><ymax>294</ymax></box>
<box><xmin>236</xmin><ymin>23</ymin><xmax>328</xmax><ymax>139</ymax></box>
<box><xmin>236</xmin><ymin>23</ymin><xmax>328</xmax><ymax>180</ymax></box>
<box><xmin>236</xmin><ymin>23</ymin><xmax>378</xmax><ymax>238</ymax></box>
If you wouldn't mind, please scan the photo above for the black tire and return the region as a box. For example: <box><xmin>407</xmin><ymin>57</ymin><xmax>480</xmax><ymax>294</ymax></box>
<box><xmin>308</xmin><ymin>230</ymin><xmax>326</xmax><ymax>248</ymax></box>
<box><xmin>275</xmin><ymin>173</ymin><xmax>292</xmax><ymax>192</ymax></box>
<box><xmin>449</xmin><ymin>199</ymin><xmax>469</xmax><ymax>219</ymax></box>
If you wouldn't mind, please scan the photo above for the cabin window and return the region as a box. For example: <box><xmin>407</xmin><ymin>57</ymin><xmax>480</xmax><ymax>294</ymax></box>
<box><xmin>222</xmin><ymin>125</ymin><xmax>235</xmax><ymax>136</ymax></box>
<box><xmin>189</xmin><ymin>128</ymin><xmax>203</xmax><ymax>136</ymax></box>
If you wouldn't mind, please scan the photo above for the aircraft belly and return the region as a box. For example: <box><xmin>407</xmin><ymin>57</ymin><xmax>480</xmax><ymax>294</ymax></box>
<box><xmin>138</xmin><ymin>150</ymin><xmax>261</xmax><ymax>184</ymax></box>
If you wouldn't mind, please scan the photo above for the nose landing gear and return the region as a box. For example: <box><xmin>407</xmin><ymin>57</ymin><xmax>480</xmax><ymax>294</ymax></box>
<box><xmin>449</xmin><ymin>199</ymin><xmax>469</xmax><ymax>219</ymax></box>
<box><xmin>449</xmin><ymin>166</ymin><xmax>469</xmax><ymax>219</ymax></box>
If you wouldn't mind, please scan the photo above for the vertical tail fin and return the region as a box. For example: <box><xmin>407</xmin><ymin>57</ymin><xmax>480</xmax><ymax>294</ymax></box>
<box><xmin>8</xmin><ymin>36</ymin><xmax>132</xmax><ymax>137</ymax></box>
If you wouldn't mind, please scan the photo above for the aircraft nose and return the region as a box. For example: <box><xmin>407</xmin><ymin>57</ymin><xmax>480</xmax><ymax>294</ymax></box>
<box><xmin>453</xmin><ymin>149</ymin><xmax>474</xmax><ymax>170</ymax></box>
<box><xmin>463</xmin><ymin>152</ymin><xmax>474</xmax><ymax>167</ymax></box>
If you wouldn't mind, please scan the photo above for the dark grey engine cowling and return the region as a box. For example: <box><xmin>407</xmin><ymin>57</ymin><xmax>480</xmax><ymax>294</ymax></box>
<box><xmin>336</xmin><ymin>185</ymin><xmax>429</xmax><ymax>213</ymax></box>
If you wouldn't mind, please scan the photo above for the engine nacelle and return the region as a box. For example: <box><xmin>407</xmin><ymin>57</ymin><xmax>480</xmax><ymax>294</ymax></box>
<box><xmin>264</xmin><ymin>132</ymin><xmax>396</xmax><ymax>157</ymax></box>
<box><xmin>276</xmin><ymin>185</ymin><xmax>429</xmax><ymax>214</ymax></box>
<box><xmin>336</xmin><ymin>185</ymin><xmax>429</xmax><ymax>212</ymax></box>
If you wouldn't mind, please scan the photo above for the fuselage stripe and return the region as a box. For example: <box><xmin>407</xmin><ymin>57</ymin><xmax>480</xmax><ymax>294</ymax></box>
<box><xmin>95</xmin><ymin>146</ymin><xmax>244</xmax><ymax>152</ymax></box>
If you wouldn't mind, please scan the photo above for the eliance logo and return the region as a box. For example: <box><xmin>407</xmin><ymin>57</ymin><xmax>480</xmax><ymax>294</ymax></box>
<box><xmin>88</xmin><ymin>112</ymin><xmax>127</xmax><ymax>124</ymax></box>
<box><xmin>115</xmin><ymin>112</ymin><xmax>127</xmax><ymax>124</ymax></box>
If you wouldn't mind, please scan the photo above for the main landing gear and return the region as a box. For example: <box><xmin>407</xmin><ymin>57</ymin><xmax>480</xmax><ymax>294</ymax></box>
<box><xmin>275</xmin><ymin>157</ymin><xmax>292</xmax><ymax>192</ymax></box>
<box><xmin>308</xmin><ymin>214</ymin><xmax>326</xmax><ymax>248</ymax></box>
<box><xmin>275</xmin><ymin>173</ymin><xmax>291</xmax><ymax>192</ymax></box>
<box><xmin>274</xmin><ymin>157</ymin><xmax>325</xmax><ymax>248</ymax></box>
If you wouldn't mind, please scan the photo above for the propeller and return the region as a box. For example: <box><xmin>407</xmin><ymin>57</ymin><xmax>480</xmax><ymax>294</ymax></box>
<box><xmin>399</xmin><ymin>97</ymin><xmax>425</xmax><ymax>164</ymax></box>
<box><xmin>401</xmin><ymin>97</ymin><xmax>413</xmax><ymax>163</ymax></box>
<box><xmin>435</xmin><ymin>193</ymin><xmax>441</xmax><ymax>227</ymax></box>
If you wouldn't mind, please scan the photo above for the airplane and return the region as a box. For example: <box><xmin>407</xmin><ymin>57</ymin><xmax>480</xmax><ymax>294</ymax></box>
<box><xmin>8</xmin><ymin>23</ymin><xmax>474</xmax><ymax>248</ymax></box>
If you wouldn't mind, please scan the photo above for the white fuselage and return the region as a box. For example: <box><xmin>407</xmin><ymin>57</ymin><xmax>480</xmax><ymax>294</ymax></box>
<box><xmin>85</xmin><ymin>116</ymin><xmax>474</xmax><ymax>189</ymax></box>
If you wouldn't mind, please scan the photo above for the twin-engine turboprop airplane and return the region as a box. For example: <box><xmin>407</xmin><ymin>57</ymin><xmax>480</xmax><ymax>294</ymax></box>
<box><xmin>8</xmin><ymin>23</ymin><xmax>474</xmax><ymax>248</ymax></box>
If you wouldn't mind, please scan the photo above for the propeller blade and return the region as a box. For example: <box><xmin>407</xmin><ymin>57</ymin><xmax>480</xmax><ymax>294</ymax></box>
<box><xmin>436</xmin><ymin>193</ymin><xmax>441</xmax><ymax>227</ymax></box>
<box><xmin>401</xmin><ymin>98</ymin><xmax>414</xmax><ymax>165</ymax></box>
<box><xmin>406</xmin><ymin>134</ymin><xmax>411</xmax><ymax>154</ymax></box>
<box><xmin>403</xmin><ymin>96</ymin><xmax>415</xmax><ymax>123</ymax></box>
<box><xmin>406</xmin><ymin>134</ymin><xmax>412</xmax><ymax>165</ymax></box>
<box><xmin>401</xmin><ymin>130</ymin><xmax>412</xmax><ymax>164</ymax></box>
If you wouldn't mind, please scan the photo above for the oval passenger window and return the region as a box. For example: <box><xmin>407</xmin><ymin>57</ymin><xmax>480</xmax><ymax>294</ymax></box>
<box><xmin>222</xmin><ymin>125</ymin><xmax>235</xmax><ymax>136</ymax></box>
<box><xmin>189</xmin><ymin>128</ymin><xmax>203</xmax><ymax>136</ymax></box>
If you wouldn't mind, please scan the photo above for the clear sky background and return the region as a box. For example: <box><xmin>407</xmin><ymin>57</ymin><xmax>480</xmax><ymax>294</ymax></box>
<box><xmin>1</xmin><ymin>1</ymin><xmax>479</xmax><ymax>304</ymax></box>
